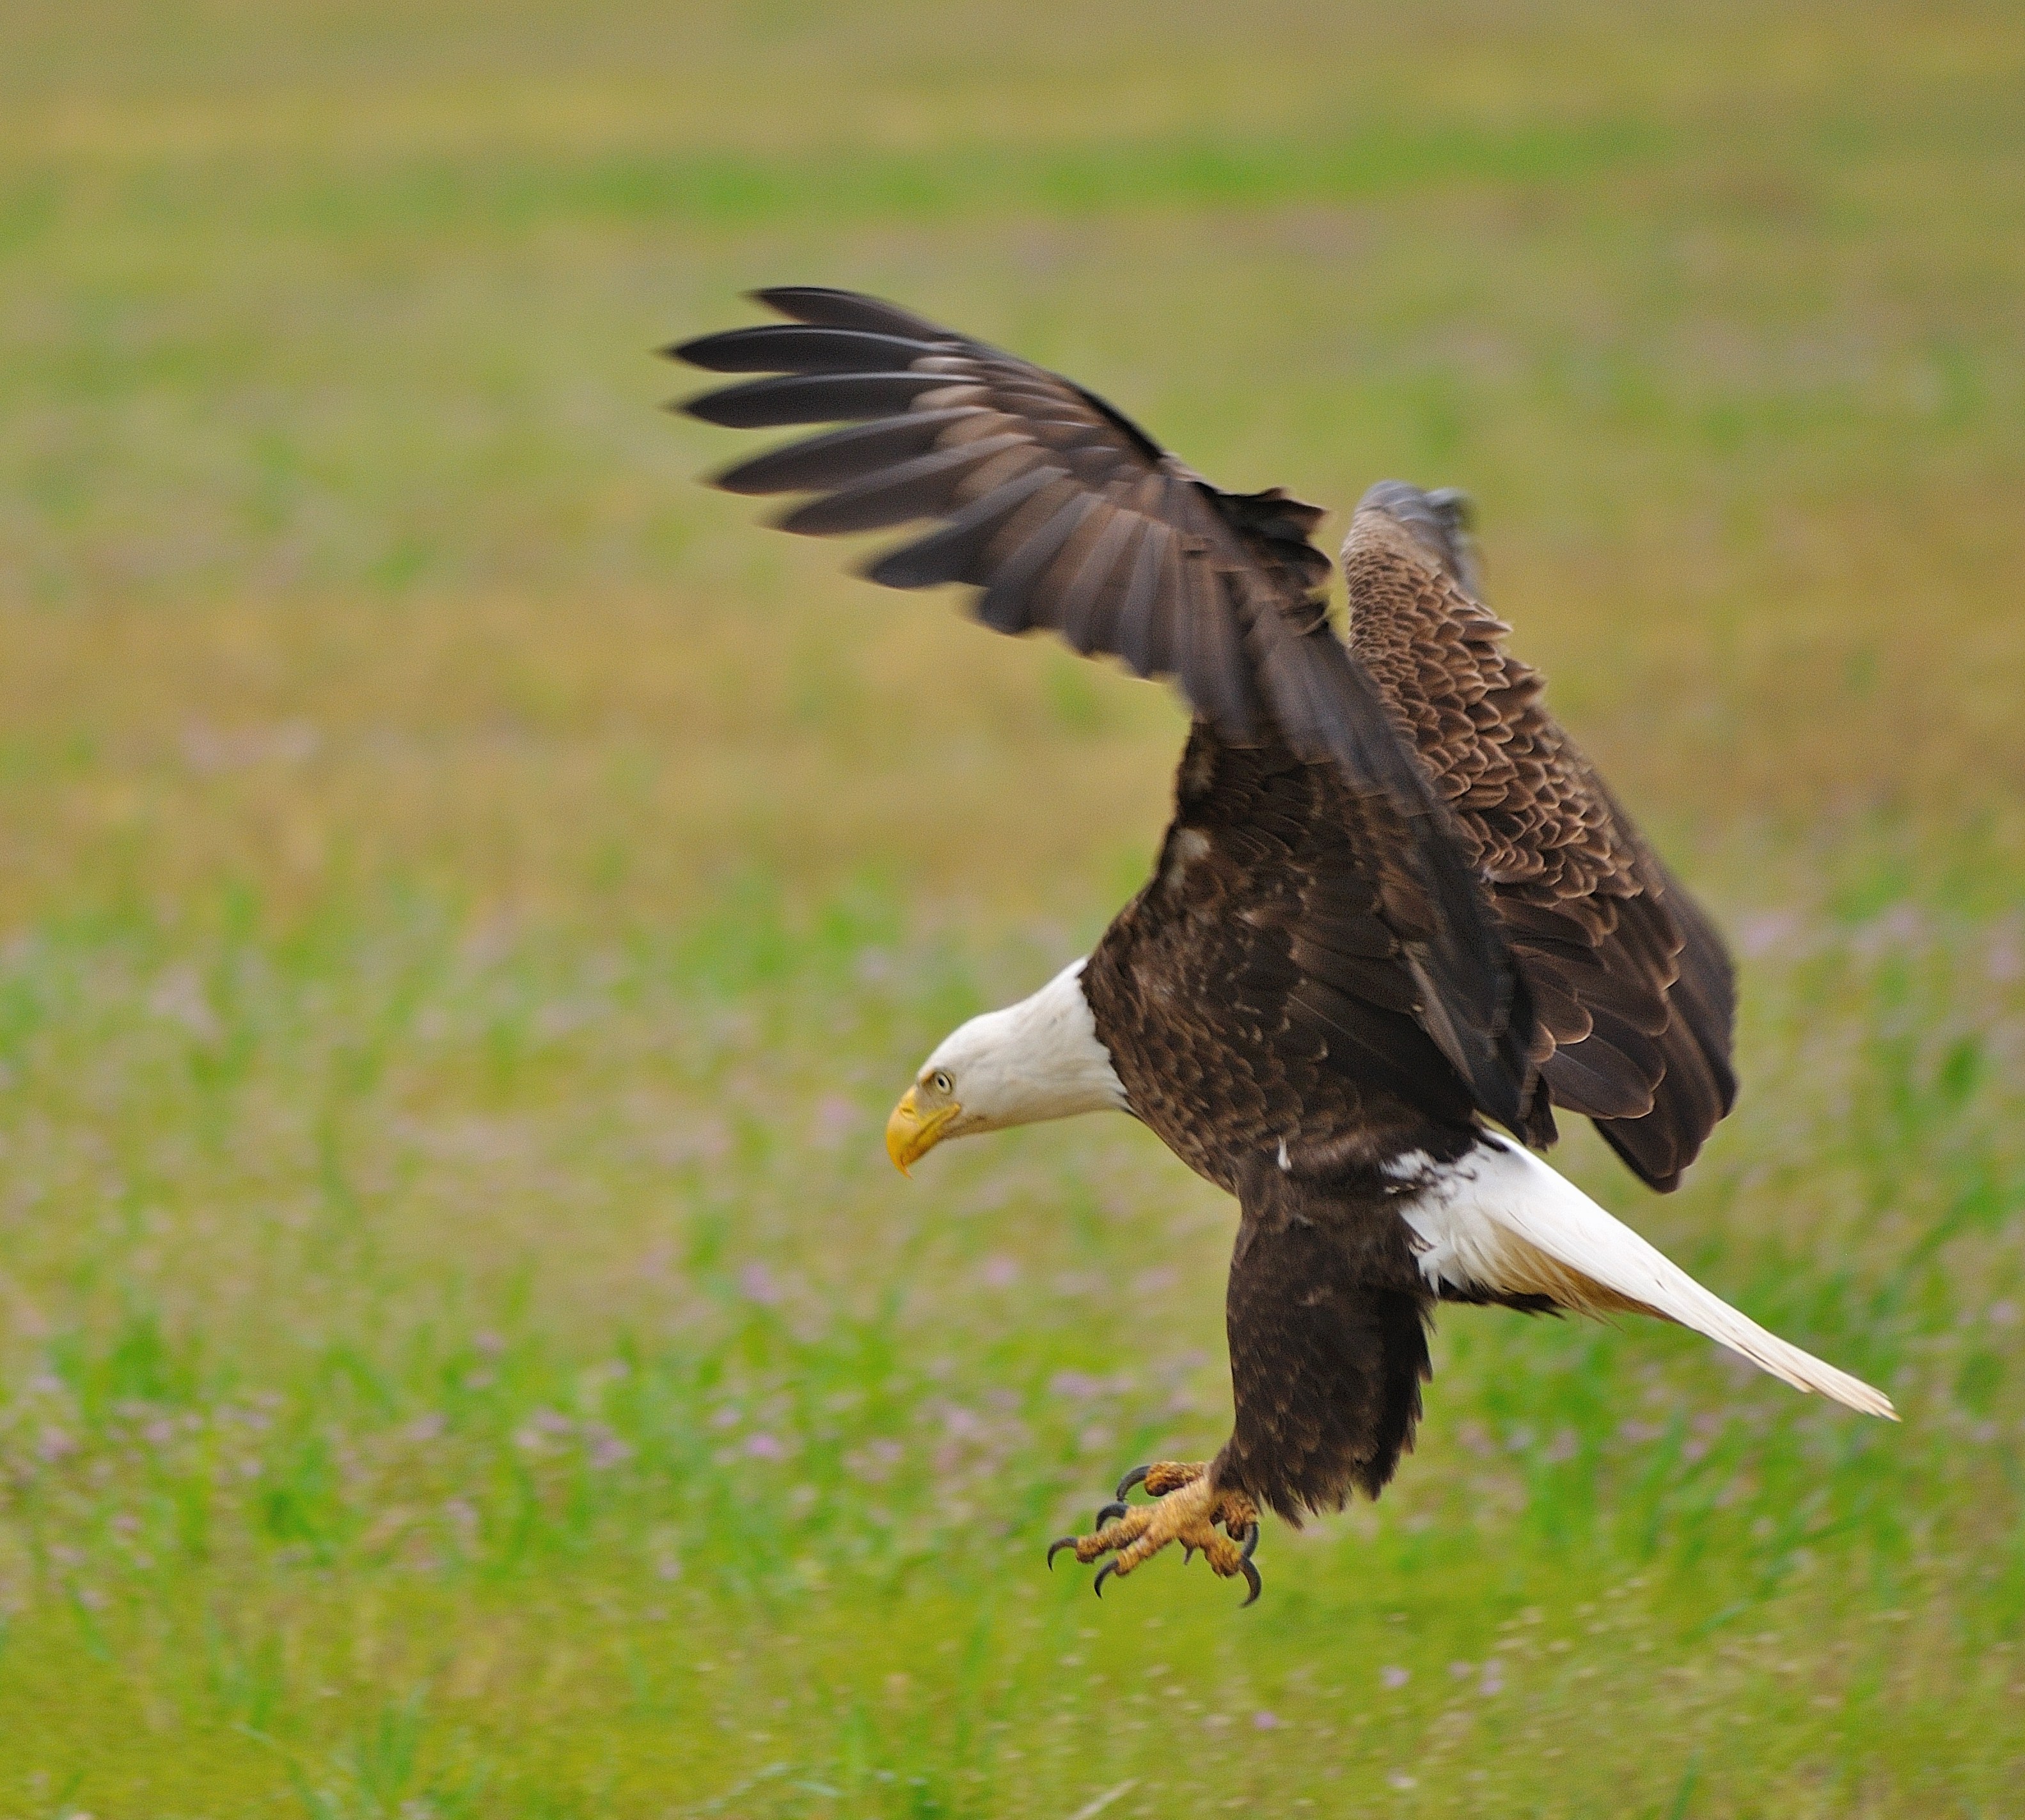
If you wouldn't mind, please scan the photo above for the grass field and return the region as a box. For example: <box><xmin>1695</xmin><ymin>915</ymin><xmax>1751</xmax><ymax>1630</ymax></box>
<box><xmin>3</xmin><ymin>1</ymin><xmax>2024</xmax><ymax>1812</ymax></box>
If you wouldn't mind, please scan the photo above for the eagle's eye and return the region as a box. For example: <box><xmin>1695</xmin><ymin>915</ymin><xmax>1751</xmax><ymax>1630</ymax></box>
<box><xmin>931</xmin><ymin>1070</ymin><xmax>954</xmax><ymax>1095</ymax></box>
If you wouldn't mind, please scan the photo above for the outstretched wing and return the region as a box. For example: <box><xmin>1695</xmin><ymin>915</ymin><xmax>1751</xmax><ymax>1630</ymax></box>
<box><xmin>674</xmin><ymin>289</ymin><xmax>1535</xmax><ymax>1127</ymax></box>
<box><xmin>1341</xmin><ymin>484</ymin><xmax>1738</xmax><ymax>1190</ymax></box>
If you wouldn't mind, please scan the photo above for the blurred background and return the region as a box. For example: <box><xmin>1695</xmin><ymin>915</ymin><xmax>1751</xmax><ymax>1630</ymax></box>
<box><xmin>1</xmin><ymin>1</ymin><xmax>2021</xmax><ymax>1812</ymax></box>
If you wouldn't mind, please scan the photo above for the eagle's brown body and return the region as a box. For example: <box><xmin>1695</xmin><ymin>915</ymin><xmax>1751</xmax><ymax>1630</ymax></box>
<box><xmin>1085</xmin><ymin>730</ymin><xmax>1492</xmax><ymax>1520</ymax></box>
<box><xmin>674</xmin><ymin>288</ymin><xmax>1884</xmax><ymax>1601</ymax></box>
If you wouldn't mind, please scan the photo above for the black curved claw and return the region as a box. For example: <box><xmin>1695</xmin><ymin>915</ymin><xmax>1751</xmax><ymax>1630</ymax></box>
<box><xmin>1047</xmin><ymin>1536</ymin><xmax>1078</xmax><ymax>1570</ymax></box>
<box><xmin>1181</xmin><ymin>1543</ymin><xmax>1195</xmax><ymax>1564</ymax></box>
<box><xmin>1238</xmin><ymin>1557</ymin><xmax>1262</xmax><ymax>1607</ymax></box>
<box><xmin>1092</xmin><ymin>1561</ymin><xmax>1117</xmax><ymax>1599</ymax></box>
<box><xmin>1239</xmin><ymin>1521</ymin><xmax>1260</xmax><ymax>1563</ymax></box>
<box><xmin>1093</xmin><ymin>1501</ymin><xmax>1129</xmax><ymax>1528</ymax></box>
<box><xmin>1114</xmin><ymin>1464</ymin><xmax>1151</xmax><ymax>1502</ymax></box>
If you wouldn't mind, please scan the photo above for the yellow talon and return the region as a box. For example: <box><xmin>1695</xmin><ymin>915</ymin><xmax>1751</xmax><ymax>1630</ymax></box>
<box><xmin>1051</xmin><ymin>1462</ymin><xmax>1263</xmax><ymax>1604</ymax></box>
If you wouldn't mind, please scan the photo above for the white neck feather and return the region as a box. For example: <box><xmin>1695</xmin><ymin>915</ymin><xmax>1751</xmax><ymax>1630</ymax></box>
<box><xmin>924</xmin><ymin>959</ymin><xmax>1129</xmax><ymax>1134</ymax></box>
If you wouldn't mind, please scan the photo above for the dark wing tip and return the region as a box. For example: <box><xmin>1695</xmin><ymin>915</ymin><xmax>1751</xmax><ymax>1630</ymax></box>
<box><xmin>665</xmin><ymin>331</ymin><xmax>736</xmax><ymax>370</ymax></box>
<box><xmin>749</xmin><ymin>284</ymin><xmax>851</xmax><ymax>312</ymax></box>
<box><xmin>674</xmin><ymin>324</ymin><xmax>942</xmax><ymax>379</ymax></box>
<box><xmin>748</xmin><ymin>285</ymin><xmax>957</xmax><ymax>342</ymax></box>
<box><xmin>680</xmin><ymin>370</ymin><xmax>956</xmax><ymax>430</ymax></box>
<box><xmin>660</xmin><ymin>289</ymin><xmax>960</xmax><ymax>368</ymax></box>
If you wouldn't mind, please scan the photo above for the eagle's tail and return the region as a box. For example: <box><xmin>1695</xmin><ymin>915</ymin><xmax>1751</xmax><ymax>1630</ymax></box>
<box><xmin>1397</xmin><ymin>1134</ymin><xmax>1896</xmax><ymax>1419</ymax></box>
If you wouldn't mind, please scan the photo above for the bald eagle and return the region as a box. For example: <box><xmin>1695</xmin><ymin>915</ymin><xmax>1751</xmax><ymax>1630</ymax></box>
<box><xmin>673</xmin><ymin>289</ymin><xmax>1894</xmax><ymax>1604</ymax></box>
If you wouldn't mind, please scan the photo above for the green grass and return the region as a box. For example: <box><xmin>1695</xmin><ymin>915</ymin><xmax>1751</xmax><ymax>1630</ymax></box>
<box><xmin>2</xmin><ymin>1</ymin><xmax>2024</xmax><ymax>1812</ymax></box>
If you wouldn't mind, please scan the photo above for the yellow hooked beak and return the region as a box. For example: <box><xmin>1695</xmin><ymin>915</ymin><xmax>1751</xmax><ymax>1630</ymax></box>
<box><xmin>886</xmin><ymin>1085</ymin><xmax>961</xmax><ymax>1175</ymax></box>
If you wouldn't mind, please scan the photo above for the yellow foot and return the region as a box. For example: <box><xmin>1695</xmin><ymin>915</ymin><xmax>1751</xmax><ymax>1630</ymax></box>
<box><xmin>1048</xmin><ymin>1461</ymin><xmax>1263</xmax><ymax>1605</ymax></box>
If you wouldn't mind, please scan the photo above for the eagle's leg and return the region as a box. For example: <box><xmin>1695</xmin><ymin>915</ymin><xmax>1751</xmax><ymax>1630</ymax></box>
<box><xmin>1047</xmin><ymin>1461</ymin><xmax>1263</xmax><ymax>1604</ymax></box>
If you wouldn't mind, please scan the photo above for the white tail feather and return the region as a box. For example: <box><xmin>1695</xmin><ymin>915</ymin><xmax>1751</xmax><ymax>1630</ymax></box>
<box><xmin>1398</xmin><ymin>1135</ymin><xmax>1896</xmax><ymax>1420</ymax></box>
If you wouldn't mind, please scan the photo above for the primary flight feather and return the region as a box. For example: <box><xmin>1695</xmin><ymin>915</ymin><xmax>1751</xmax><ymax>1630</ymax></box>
<box><xmin>672</xmin><ymin>288</ymin><xmax>1893</xmax><ymax>1606</ymax></box>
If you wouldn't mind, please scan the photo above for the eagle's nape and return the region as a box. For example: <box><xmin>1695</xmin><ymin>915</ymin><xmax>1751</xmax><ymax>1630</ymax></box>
<box><xmin>1050</xmin><ymin>1461</ymin><xmax>1263</xmax><ymax>1605</ymax></box>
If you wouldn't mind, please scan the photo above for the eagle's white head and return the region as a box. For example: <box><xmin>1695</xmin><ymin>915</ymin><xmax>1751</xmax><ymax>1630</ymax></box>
<box><xmin>885</xmin><ymin>959</ymin><xmax>1130</xmax><ymax>1173</ymax></box>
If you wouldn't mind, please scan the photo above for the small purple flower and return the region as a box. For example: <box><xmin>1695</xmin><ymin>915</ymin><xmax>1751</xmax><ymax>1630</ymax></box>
<box><xmin>1380</xmin><ymin>1665</ymin><xmax>1410</xmax><ymax>1690</ymax></box>
<box><xmin>1252</xmin><ymin>1709</ymin><xmax>1282</xmax><ymax>1730</ymax></box>
<box><xmin>740</xmin><ymin>1263</ymin><xmax>782</xmax><ymax>1306</ymax></box>
<box><xmin>980</xmin><ymin>1255</ymin><xmax>1020</xmax><ymax>1288</ymax></box>
<box><xmin>745</xmin><ymin>1432</ymin><xmax>784</xmax><ymax>1460</ymax></box>
<box><xmin>1479</xmin><ymin>1659</ymin><xmax>1505</xmax><ymax>1695</ymax></box>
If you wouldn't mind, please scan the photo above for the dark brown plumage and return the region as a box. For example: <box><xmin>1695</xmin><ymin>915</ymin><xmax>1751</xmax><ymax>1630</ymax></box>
<box><xmin>673</xmin><ymin>288</ymin><xmax>1789</xmax><ymax>1592</ymax></box>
